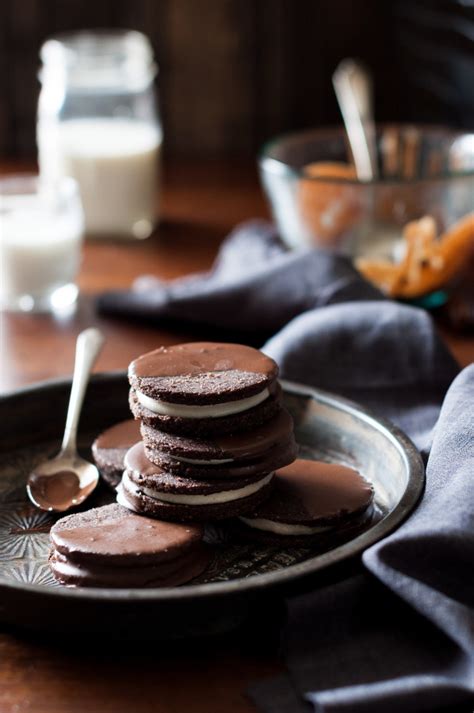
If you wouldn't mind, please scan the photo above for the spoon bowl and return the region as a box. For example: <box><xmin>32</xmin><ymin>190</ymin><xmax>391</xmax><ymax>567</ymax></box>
<box><xmin>26</xmin><ymin>327</ymin><xmax>105</xmax><ymax>513</ymax></box>
<box><xmin>27</xmin><ymin>454</ymin><xmax>99</xmax><ymax>513</ymax></box>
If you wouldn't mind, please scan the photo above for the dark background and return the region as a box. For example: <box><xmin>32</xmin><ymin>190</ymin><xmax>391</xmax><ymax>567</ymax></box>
<box><xmin>1</xmin><ymin>0</ymin><xmax>473</xmax><ymax>160</ymax></box>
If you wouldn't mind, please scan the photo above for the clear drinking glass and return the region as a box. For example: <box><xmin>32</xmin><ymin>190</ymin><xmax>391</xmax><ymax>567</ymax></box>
<box><xmin>37</xmin><ymin>30</ymin><xmax>162</xmax><ymax>239</ymax></box>
<box><xmin>259</xmin><ymin>125</ymin><xmax>474</xmax><ymax>259</ymax></box>
<box><xmin>0</xmin><ymin>175</ymin><xmax>84</xmax><ymax>313</ymax></box>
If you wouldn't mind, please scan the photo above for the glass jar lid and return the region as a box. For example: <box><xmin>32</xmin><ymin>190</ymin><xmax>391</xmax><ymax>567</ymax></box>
<box><xmin>39</xmin><ymin>30</ymin><xmax>158</xmax><ymax>91</ymax></box>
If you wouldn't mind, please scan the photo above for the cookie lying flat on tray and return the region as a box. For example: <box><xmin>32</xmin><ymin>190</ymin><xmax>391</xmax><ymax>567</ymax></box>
<box><xmin>49</xmin><ymin>503</ymin><xmax>210</xmax><ymax>588</ymax></box>
<box><xmin>128</xmin><ymin>342</ymin><xmax>281</xmax><ymax>436</ymax></box>
<box><xmin>117</xmin><ymin>442</ymin><xmax>275</xmax><ymax>522</ymax></box>
<box><xmin>140</xmin><ymin>408</ymin><xmax>297</xmax><ymax>478</ymax></box>
<box><xmin>92</xmin><ymin>419</ymin><xmax>141</xmax><ymax>489</ymax></box>
<box><xmin>239</xmin><ymin>459</ymin><xmax>374</xmax><ymax>543</ymax></box>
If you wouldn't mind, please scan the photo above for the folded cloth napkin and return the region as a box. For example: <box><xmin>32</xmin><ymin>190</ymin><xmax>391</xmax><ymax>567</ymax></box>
<box><xmin>98</xmin><ymin>220</ymin><xmax>457</xmax><ymax>450</ymax></box>
<box><xmin>98</xmin><ymin>221</ymin><xmax>473</xmax><ymax>712</ymax></box>
<box><xmin>97</xmin><ymin>220</ymin><xmax>382</xmax><ymax>340</ymax></box>
<box><xmin>250</xmin><ymin>366</ymin><xmax>474</xmax><ymax>713</ymax></box>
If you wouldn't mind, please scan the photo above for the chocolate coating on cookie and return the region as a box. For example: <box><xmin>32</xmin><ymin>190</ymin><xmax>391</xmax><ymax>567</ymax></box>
<box><xmin>244</xmin><ymin>459</ymin><xmax>374</xmax><ymax>527</ymax></box>
<box><xmin>92</xmin><ymin>419</ymin><xmax>141</xmax><ymax>489</ymax></box>
<box><xmin>51</xmin><ymin>503</ymin><xmax>204</xmax><ymax>565</ymax></box>
<box><xmin>129</xmin><ymin>342</ymin><xmax>278</xmax><ymax>404</ymax></box>
<box><xmin>49</xmin><ymin>504</ymin><xmax>210</xmax><ymax>588</ymax></box>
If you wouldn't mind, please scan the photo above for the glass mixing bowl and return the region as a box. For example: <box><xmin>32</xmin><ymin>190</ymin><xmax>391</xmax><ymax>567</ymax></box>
<box><xmin>259</xmin><ymin>124</ymin><xmax>474</xmax><ymax>259</ymax></box>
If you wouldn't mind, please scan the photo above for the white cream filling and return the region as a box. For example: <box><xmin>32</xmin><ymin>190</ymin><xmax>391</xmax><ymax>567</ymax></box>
<box><xmin>136</xmin><ymin>387</ymin><xmax>270</xmax><ymax>419</ymax></box>
<box><xmin>169</xmin><ymin>454</ymin><xmax>233</xmax><ymax>466</ymax></box>
<box><xmin>116</xmin><ymin>484</ymin><xmax>136</xmax><ymax>511</ymax></box>
<box><xmin>122</xmin><ymin>470</ymin><xmax>273</xmax><ymax>506</ymax></box>
<box><xmin>239</xmin><ymin>516</ymin><xmax>332</xmax><ymax>536</ymax></box>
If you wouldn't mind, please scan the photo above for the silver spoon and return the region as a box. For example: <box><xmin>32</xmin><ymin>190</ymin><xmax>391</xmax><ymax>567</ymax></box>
<box><xmin>332</xmin><ymin>58</ymin><xmax>378</xmax><ymax>180</ymax></box>
<box><xmin>27</xmin><ymin>327</ymin><xmax>105</xmax><ymax>512</ymax></box>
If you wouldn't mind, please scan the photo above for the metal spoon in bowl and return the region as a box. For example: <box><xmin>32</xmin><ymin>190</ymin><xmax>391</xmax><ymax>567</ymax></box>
<box><xmin>332</xmin><ymin>58</ymin><xmax>378</xmax><ymax>181</ymax></box>
<box><xmin>27</xmin><ymin>327</ymin><xmax>105</xmax><ymax>512</ymax></box>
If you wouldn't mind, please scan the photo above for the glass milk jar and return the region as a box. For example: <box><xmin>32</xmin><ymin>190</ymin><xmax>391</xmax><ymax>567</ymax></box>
<box><xmin>38</xmin><ymin>30</ymin><xmax>162</xmax><ymax>239</ymax></box>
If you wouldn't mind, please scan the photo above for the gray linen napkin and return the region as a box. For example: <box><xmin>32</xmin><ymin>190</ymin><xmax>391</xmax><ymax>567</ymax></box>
<box><xmin>250</xmin><ymin>366</ymin><xmax>474</xmax><ymax>713</ymax></box>
<box><xmin>98</xmin><ymin>221</ymin><xmax>472</xmax><ymax>712</ymax></box>
<box><xmin>97</xmin><ymin>220</ymin><xmax>382</xmax><ymax>339</ymax></box>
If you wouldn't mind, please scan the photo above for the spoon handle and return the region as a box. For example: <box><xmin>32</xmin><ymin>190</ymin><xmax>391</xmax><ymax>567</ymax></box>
<box><xmin>332</xmin><ymin>58</ymin><xmax>378</xmax><ymax>180</ymax></box>
<box><xmin>61</xmin><ymin>328</ymin><xmax>105</xmax><ymax>455</ymax></box>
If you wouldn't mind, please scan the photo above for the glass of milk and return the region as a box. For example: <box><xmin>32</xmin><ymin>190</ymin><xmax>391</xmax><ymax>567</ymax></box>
<box><xmin>0</xmin><ymin>175</ymin><xmax>84</xmax><ymax>313</ymax></box>
<box><xmin>37</xmin><ymin>30</ymin><xmax>162</xmax><ymax>240</ymax></box>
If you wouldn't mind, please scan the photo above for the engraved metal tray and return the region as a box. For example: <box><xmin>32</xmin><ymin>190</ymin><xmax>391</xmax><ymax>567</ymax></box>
<box><xmin>0</xmin><ymin>373</ymin><xmax>424</xmax><ymax>637</ymax></box>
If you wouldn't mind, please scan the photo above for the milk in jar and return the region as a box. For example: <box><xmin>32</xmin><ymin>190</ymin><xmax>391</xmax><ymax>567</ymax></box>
<box><xmin>38</xmin><ymin>30</ymin><xmax>161</xmax><ymax>239</ymax></box>
<box><xmin>40</xmin><ymin>118</ymin><xmax>162</xmax><ymax>237</ymax></box>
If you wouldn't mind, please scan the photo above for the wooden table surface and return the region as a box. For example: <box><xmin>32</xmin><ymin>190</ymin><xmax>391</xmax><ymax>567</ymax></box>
<box><xmin>0</xmin><ymin>160</ymin><xmax>472</xmax><ymax>713</ymax></box>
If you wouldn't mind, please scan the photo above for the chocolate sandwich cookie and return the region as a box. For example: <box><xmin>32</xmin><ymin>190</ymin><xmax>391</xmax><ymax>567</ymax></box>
<box><xmin>140</xmin><ymin>408</ymin><xmax>297</xmax><ymax>478</ymax></box>
<box><xmin>143</xmin><ymin>439</ymin><xmax>297</xmax><ymax>480</ymax></box>
<box><xmin>239</xmin><ymin>459</ymin><xmax>374</xmax><ymax>543</ymax></box>
<box><xmin>49</xmin><ymin>503</ymin><xmax>210</xmax><ymax>588</ymax></box>
<box><xmin>129</xmin><ymin>384</ymin><xmax>282</xmax><ymax>437</ymax></box>
<box><xmin>128</xmin><ymin>342</ymin><xmax>281</xmax><ymax>436</ymax></box>
<box><xmin>92</xmin><ymin>419</ymin><xmax>141</xmax><ymax>489</ymax></box>
<box><xmin>118</xmin><ymin>442</ymin><xmax>275</xmax><ymax>521</ymax></box>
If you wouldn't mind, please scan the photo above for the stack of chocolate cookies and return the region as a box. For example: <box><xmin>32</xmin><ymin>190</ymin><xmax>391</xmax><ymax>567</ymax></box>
<box><xmin>49</xmin><ymin>504</ymin><xmax>211</xmax><ymax>588</ymax></box>
<box><xmin>117</xmin><ymin>342</ymin><xmax>297</xmax><ymax>522</ymax></box>
<box><xmin>51</xmin><ymin>341</ymin><xmax>377</xmax><ymax>589</ymax></box>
